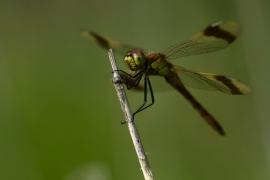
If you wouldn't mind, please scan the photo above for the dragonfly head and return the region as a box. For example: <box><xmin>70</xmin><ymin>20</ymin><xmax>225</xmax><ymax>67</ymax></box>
<box><xmin>124</xmin><ymin>50</ymin><xmax>146</xmax><ymax>71</ymax></box>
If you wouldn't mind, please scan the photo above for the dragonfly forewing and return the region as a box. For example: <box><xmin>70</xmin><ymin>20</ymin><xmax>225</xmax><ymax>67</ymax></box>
<box><xmin>81</xmin><ymin>30</ymin><xmax>148</xmax><ymax>55</ymax></box>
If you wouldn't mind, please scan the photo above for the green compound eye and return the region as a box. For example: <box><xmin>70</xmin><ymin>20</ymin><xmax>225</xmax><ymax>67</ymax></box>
<box><xmin>124</xmin><ymin>50</ymin><xmax>146</xmax><ymax>71</ymax></box>
<box><xmin>132</xmin><ymin>50</ymin><xmax>145</xmax><ymax>67</ymax></box>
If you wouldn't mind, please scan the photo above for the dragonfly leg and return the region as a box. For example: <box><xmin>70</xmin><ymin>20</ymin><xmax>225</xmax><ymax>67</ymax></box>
<box><xmin>132</xmin><ymin>77</ymin><xmax>155</xmax><ymax>119</ymax></box>
<box><xmin>127</xmin><ymin>73</ymin><xmax>143</xmax><ymax>89</ymax></box>
<box><xmin>121</xmin><ymin>76</ymin><xmax>149</xmax><ymax>125</ymax></box>
<box><xmin>116</xmin><ymin>70</ymin><xmax>143</xmax><ymax>89</ymax></box>
<box><xmin>120</xmin><ymin>74</ymin><xmax>154</xmax><ymax>124</ymax></box>
<box><xmin>120</xmin><ymin>71</ymin><xmax>144</xmax><ymax>124</ymax></box>
<box><xmin>116</xmin><ymin>69</ymin><xmax>142</xmax><ymax>79</ymax></box>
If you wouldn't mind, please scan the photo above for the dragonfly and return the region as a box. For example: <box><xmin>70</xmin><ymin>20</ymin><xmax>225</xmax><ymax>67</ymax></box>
<box><xmin>81</xmin><ymin>20</ymin><xmax>252</xmax><ymax>135</ymax></box>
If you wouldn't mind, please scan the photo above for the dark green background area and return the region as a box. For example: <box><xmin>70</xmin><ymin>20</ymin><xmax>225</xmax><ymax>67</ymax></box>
<box><xmin>0</xmin><ymin>0</ymin><xmax>270</xmax><ymax>180</ymax></box>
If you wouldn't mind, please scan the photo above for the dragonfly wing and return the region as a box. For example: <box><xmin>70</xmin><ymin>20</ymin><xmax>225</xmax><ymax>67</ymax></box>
<box><xmin>164</xmin><ymin>21</ymin><xmax>242</xmax><ymax>60</ymax></box>
<box><xmin>175</xmin><ymin>66</ymin><xmax>252</xmax><ymax>94</ymax></box>
<box><xmin>81</xmin><ymin>30</ymin><xmax>148</xmax><ymax>55</ymax></box>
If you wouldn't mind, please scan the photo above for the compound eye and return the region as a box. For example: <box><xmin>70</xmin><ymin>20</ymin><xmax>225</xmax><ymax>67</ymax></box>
<box><xmin>124</xmin><ymin>50</ymin><xmax>146</xmax><ymax>71</ymax></box>
<box><xmin>132</xmin><ymin>50</ymin><xmax>145</xmax><ymax>68</ymax></box>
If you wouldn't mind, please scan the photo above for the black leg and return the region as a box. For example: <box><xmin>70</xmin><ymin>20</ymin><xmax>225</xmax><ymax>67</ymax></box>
<box><xmin>117</xmin><ymin>70</ymin><xmax>144</xmax><ymax>89</ymax></box>
<box><xmin>132</xmin><ymin>76</ymin><xmax>148</xmax><ymax>117</ymax></box>
<box><xmin>121</xmin><ymin>76</ymin><xmax>149</xmax><ymax>125</ymax></box>
<box><xmin>119</xmin><ymin>70</ymin><xmax>144</xmax><ymax>125</ymax></box>
<box><xmin>126</xmin><ymin>73</ymin><xmax>143</xmax><ymax>89</ymax></box>
<box><xmin>133</xmin><ymin>77</ymin><xmax>155</xmax><ymax>117</ymax></box>
<box><xmin>137</xmin><ymin>78</ymin><xmax>155</xmax><ymax>113</ymax></box>
<box><xmin>119</xmin><ymin>74</ymin><xmax>155</xmax><ymax>124</ymax></box>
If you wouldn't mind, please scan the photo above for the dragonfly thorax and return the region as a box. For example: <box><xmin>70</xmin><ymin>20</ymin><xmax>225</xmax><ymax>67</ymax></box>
<box><xmin>124</xmin><ymin>50</ymin><xmax>146</xmax><ymax>71</ymax></box>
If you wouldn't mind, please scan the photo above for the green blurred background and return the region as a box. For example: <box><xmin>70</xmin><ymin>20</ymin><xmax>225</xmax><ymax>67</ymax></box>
<box><xmin>0</xmin><ymin>0</ymin><xmax>270</xmax><ymax>179</ymax></box>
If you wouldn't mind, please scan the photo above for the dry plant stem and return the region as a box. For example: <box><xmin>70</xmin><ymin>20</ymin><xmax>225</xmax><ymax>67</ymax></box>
<box><xmin>108</xmin><ymin>49</ymin><xmax>154</xmax><ymax>180</ymax></box>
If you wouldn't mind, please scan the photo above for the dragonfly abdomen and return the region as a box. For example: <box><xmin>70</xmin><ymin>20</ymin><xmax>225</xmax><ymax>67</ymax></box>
<box><xmin>165</xmin><ymin>70</ymin><xmax>225</xmax><ymax>135</ymax></box>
